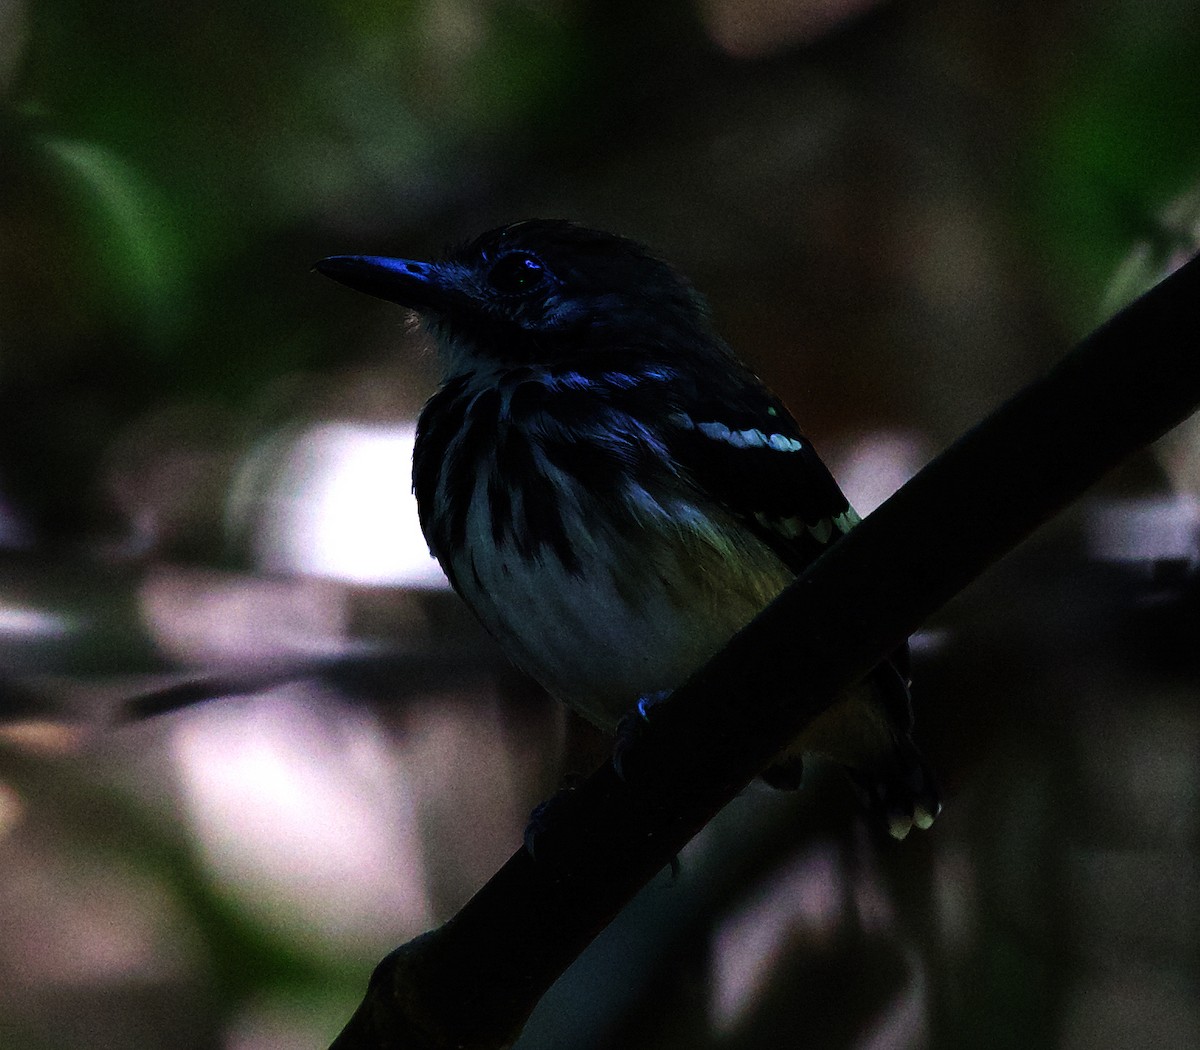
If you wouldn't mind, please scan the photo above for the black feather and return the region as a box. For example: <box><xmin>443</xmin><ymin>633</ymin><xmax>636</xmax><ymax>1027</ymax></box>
<box><xmin>663</xmin><ymin>374</ymin><xmax>852</xmax><ymax>573</ymax></box>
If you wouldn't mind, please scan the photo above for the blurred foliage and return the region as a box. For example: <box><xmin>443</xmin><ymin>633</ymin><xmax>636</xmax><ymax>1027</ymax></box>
<box><xmin>2</xmin><ymin>0</ymin><xmax>1200</xmax><ymax>1048</ymax></box>
<box><xmin>1032</xmin><ymin>3</ymin><xmax>1200</xmax><ymax>331</ymax></box>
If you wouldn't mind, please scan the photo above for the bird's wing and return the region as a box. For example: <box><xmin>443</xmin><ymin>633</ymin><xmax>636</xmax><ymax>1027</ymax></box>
<box><xmin>662</xmin><ymin>368</ymin><xmax>924</xmax><ymax>825</ymax></box>
<box><xmin>662</xmin><ymin>374</ymin><xmax>858</xmax><ymax>574</ymax></box>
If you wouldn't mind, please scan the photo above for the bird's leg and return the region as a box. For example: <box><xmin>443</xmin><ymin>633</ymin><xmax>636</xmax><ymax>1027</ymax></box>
<box><xmin>523</xmin><ymin>770</ymin><xmax>587</xmax><ymax>860</ymax></box>
<box><xmin>613</xmin><ymin>690</ymin><xmax>684</xmax><ymax>880</ymax></box>
<box><xmin>635</xmin><ymin>689</ymin><xmax>672</xmax><ymax>720</ymax></box>
<box><xmin>612</xmin><ymin>689</ymin><xmax>672</xmax><ymax>782</ymax></box>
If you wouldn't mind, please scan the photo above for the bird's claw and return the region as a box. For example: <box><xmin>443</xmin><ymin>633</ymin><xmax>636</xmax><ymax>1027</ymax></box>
<box><xmin>612</xmin><ymin>690</ymin><xmax>672</xmax><ymax>781</ymax></box>
<box><xmin>523</xmin><ymin>773</ymin><xmax>586</xmax><ymax>861</ymax></box>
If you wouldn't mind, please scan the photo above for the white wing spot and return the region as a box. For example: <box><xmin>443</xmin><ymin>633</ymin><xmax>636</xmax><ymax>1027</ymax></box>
<box><xmin>694</xmin><ymin>422</ymin><xmax>802</xmax><ymax>453</ymax></box>
<box><xmin>768</xmin><ymin>433</ymin><xmax>804</xmax><ymax>452</ymax></box>
<box><xmin>698</xmin><ymin>421</ymin><xmax>732</xmax><ymax>442</ymax></box>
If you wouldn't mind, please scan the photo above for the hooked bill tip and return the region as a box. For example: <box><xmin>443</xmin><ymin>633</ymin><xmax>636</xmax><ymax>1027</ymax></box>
<box><xmin>313</xmin><ymin>255</ymin><xmax>371</xmax><ymax>279</ymax></box>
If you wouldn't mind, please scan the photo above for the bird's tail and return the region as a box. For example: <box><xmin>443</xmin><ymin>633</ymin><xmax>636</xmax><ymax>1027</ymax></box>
<box><xmin>762</xmin><ymin>652</ymin><xmax>941</xmax><ymax>839</ymax></box>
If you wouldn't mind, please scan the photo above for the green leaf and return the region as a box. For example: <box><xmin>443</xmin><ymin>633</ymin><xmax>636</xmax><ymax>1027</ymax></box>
<box><xmin>37</xmin><ymin>134</ymin><xmax>190</xmax><ymax>341</ymax></box>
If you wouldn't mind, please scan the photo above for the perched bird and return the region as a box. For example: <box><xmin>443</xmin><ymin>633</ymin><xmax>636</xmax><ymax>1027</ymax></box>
<box><xmin>316</xmin><ymin>220</ymin><xmax>939</xmax><ymax>838</ymax></box>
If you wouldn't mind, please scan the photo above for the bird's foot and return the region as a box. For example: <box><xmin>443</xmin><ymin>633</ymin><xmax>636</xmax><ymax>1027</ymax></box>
<box><xmin>523</xmin><ymin>772</ymin><xmax>586</xmax><ymax>860</ymax></box>
<box><xmin>612</xmin><ymin>689</ymin><xmax>672</xmax><ymax>782</ymax></box>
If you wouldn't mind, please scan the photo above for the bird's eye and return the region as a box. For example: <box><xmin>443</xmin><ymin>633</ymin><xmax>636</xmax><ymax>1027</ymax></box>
<box><xmin>487</xmin><ymin>253</ymin><xmax>547</xmax><ymax>296</ymax></box>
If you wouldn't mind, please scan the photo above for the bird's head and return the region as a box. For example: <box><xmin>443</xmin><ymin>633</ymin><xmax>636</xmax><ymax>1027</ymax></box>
<box><xmin>316</xmin><ymin>220</ymin><xmax>721</xmax><ymax>376</ymax></box>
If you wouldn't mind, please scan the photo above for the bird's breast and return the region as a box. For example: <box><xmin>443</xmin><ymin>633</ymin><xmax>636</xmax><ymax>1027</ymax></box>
<box><xmin>414</xmin><ymin>369</ymin><xmax>794</xmax><ymax>727</ymax></box>
<box><xmin>445</xmin><ymin>452</ymin><xmax>792</xmax><ymax>729</ymax></box>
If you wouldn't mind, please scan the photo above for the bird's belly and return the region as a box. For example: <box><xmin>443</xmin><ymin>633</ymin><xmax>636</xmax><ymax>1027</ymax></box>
<box><xmin>448</xmin><ymin>495</ymin><xmax>792</xmax><ymax>730</ymax></box>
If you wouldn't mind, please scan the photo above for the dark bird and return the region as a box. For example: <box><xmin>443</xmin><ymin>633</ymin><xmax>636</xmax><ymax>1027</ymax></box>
<box><xmin>316</xmin><ymin>220</ymin><xmax>939</xmax><ymax>838</ymax></box>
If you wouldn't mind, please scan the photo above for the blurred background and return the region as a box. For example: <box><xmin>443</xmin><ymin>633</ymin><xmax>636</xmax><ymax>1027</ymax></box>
<box><xmin>2</xmin><ymin>0</ymin><xmax>1200</xmax><ymax>1047</ymax></box>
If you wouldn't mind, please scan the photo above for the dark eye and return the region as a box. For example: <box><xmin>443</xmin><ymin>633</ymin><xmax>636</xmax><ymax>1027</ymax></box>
<box><xmin>487</xmin><ymin>252</ymin><xmax>547</xmax><ymax>296</ymax></box>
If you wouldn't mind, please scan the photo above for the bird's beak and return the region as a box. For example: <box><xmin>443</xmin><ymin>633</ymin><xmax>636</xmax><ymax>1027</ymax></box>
<box><xmin>314</xmin><ymin>255</ymin><xmax>464</xmax><ymax>313</ymax></box>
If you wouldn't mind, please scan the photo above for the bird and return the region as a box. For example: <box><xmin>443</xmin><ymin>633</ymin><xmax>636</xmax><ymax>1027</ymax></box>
<box><xmin>316</xmin><ymin>220</ymin><xmax>940</xmax><ymax>838</ymax></box>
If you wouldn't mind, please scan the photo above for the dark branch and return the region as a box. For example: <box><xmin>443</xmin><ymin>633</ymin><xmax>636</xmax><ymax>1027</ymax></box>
<box><xmin>329</xmin><ymin>255</ymin><xmax>1200</xmax><ymax>1050</ymax></box>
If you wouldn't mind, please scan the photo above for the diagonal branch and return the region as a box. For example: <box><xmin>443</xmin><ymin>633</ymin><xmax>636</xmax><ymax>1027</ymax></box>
<box><xmin>329</xmin><ymin>254</ymin><xmax>1200</xmax><ymax>1050</ymax></box>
